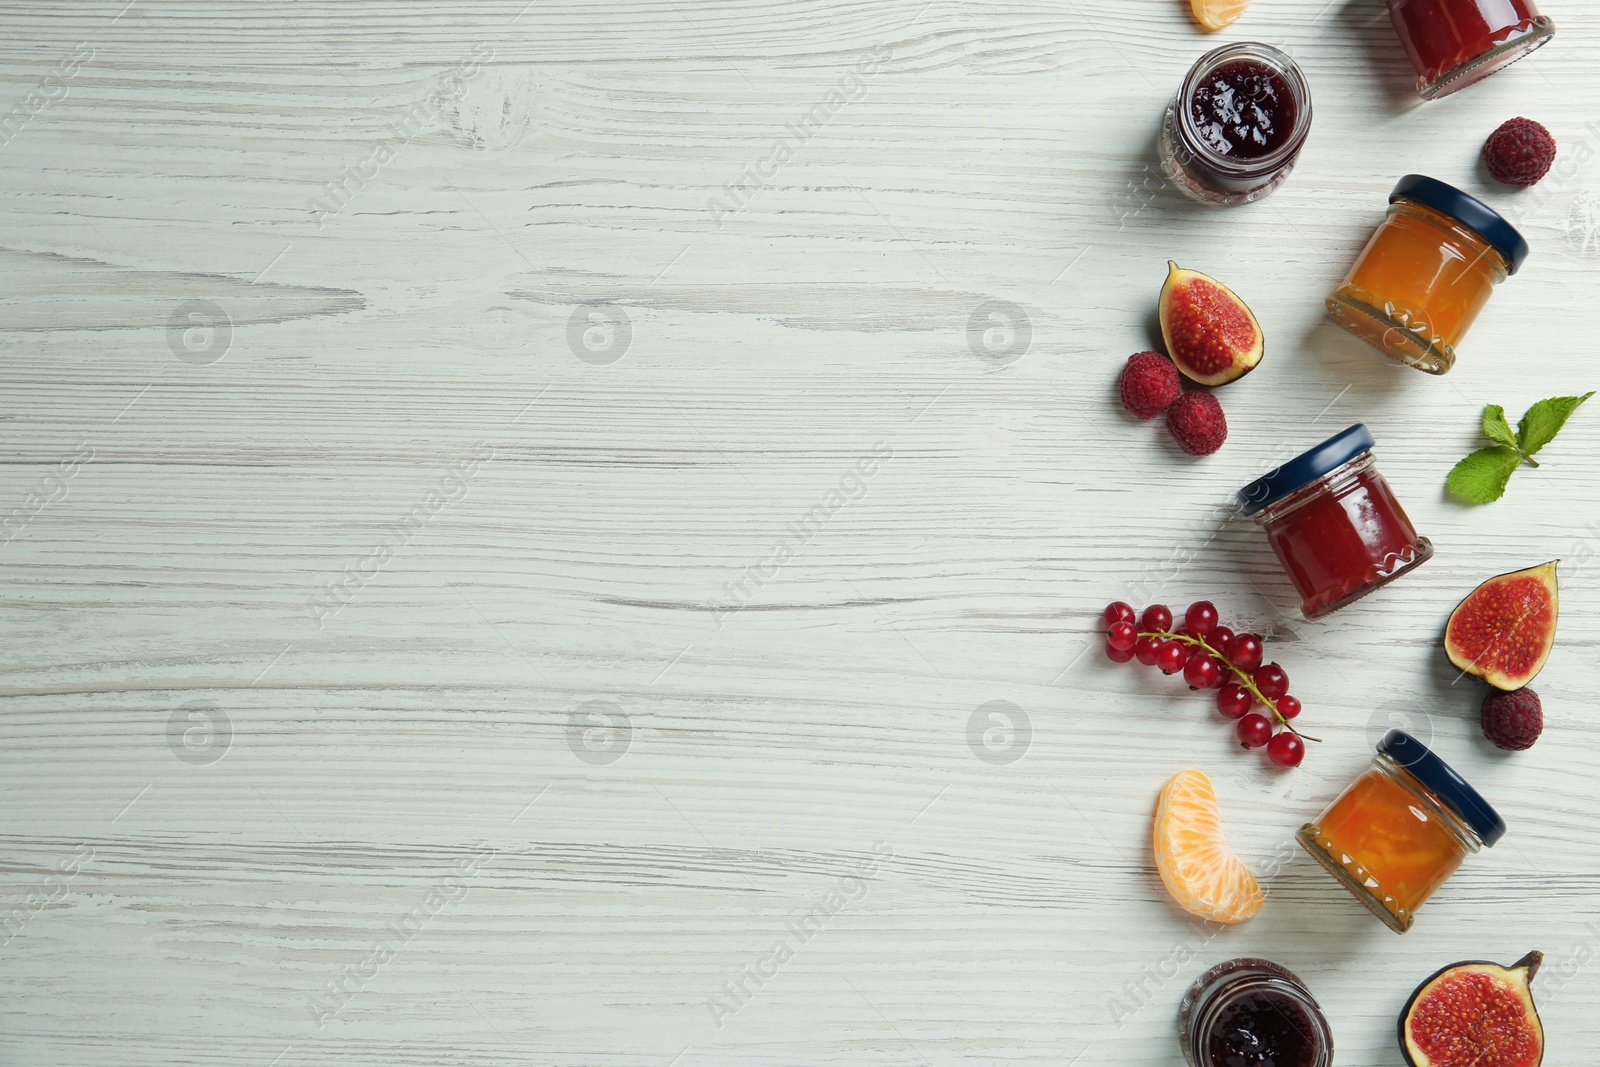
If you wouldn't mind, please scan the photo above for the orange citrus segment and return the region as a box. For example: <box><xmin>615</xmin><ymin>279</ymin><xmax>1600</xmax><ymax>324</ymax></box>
<box><xmin>1153</xmin><ymin>770</ymin><xmax>1264</xmax><ymax>924</ymax></box>
<box><xmin>1189</xmin><ymin>0</ymin><xmax>1251</xmax><ymax>31</ymax></box>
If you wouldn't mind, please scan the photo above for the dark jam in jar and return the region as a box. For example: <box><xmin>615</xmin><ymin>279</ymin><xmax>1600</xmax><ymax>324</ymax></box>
<box><xmin>1178</xmin><ymin>958</ymin><xmax>1332</xmax><ymax>1067</ymax></box>
<box><xmin>1207</xmin><ymin>989</ymin><xmax>1321</xmax><ymax>1067</ymax></box>
<box><xmin>1159</xmin><ymin>42</ymin><xmax>1312</xmax><ymax>206</ymax></box>
<box><xmin>1386</xmin><ymin>0</ymin><xmax>1555</xmax><ymax>99</ymax></box>
<box><xmin>1190</xmin><ymin>60</ymin><xmax>1298</xmax><ymax>161</ymax></box>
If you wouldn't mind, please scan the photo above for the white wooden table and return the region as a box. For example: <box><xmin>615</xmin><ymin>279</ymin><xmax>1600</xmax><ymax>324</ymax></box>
<box><xmin>3</xmin><ymin>1</ymin><xmax>1599</xmax><ymax>1063</ymax></box>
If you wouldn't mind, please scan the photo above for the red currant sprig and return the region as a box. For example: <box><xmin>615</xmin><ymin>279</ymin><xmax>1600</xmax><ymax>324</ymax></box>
<box><xmin>1099</xmin><ymin>600</ymin><xmax>1318</xmax><ymax>766</ymax></box>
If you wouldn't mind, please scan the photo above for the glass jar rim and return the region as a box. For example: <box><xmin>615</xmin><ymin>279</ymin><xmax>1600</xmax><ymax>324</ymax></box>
<box><xmin>1176</xmin><ymin>42</ymin><xmax>1314</xmax><ymax>179</ymax></box>
<box><xmin>1178</xmin><ymin>958</ymin><xmax>1333</xmax><ymax>1067</ymax></box>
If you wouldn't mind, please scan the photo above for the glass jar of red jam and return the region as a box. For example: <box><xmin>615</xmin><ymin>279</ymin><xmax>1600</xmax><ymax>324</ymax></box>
<box><xmin>1237</xmin><ymin>425</ymin><xmax>1432</xmax><ymax>619</ymax></box>
<box><xmin>1387</xmin><ymin>0</ymin><xmax>1555</xmax><ymax>100</ymax></box>
<box><xmin>1159</xmin><ymin>42</ymin><xmax>1313</xmax><ymax>206</ymax></box>
<box><xmin>1327</xmin><ymin>175</ymin><xmax>1529</xmax><ymax>374</ymax></box>
<box><xmin>1298</xmin><ymin>730</ymin><xmax>1505</xmax><ymax>933</ymax></box>
<box><xmin>1178</xmin><ymin>958</ymin><xmax>1334</xmax><ymax>1067</ymax></box>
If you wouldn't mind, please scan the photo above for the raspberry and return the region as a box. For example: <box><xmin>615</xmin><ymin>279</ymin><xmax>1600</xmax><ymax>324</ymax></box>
<box><xmin>1165</xmin><ymin>391</ymin><xmax>1227</xmax><ymax>456</ymax></box>
<box><xmin>1481</xmin><ymin>688</ymin><xmax>1542</xmax><ymax>750</ymax></box>
<box><xmin>1119</xmin><ymin>351</ymin><xmax>1181</xmax><ymax>420</ymax></box>
<box><xmin>1483</xmin><ymin>118</ymin><xmax>1556</xmax><ymax>188</ymax></box>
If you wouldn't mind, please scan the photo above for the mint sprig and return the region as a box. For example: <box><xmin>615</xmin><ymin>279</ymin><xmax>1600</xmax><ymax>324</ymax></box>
<box><xmin>1448</xmin><ymin>392</ymin><xmax>1594</xmax><ymax>504</ymax></box>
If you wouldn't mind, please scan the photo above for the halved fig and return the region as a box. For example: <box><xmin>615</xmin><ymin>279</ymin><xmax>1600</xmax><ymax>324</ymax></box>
<box><xmin>1400</xmin><ymin>951</ymin><xmax>1544</xmax><ymax>1067</ymax></box>
<box><xmin>1158</xmin><ymin>260</ymin><xmax>1264</xmax><ymax>387</ymax></box>
<box><xmin>1445</xmin><ymin>561</ymin><xmax>1559</xmax><ymax>691</ymax></box>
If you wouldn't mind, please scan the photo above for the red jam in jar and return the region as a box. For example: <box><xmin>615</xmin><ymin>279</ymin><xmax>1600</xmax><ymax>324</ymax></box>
<box><xmin>1387</xmin><ymin>0</ymin><xmax>1555</xmax><ymax>99</ymax></box>
<box><xmin>1237</xmin><ymin>425</ymin><xmax>1432</xmax><ymax>619</ymax></box>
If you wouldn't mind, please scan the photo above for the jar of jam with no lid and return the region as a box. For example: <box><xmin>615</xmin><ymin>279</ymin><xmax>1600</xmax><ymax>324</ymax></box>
<box><xmin>1237</xmin><ymin>424</ymin><xmax>1432</xmax><ymax>619</ymax></box>
<box><xmin>1387</xmin><ymin>0</ymin><xmax>1555</xmax><ymax>100</ymax></box>
<box><xmin>1159</xmin><ymin>42</ymin><xmax>1313</xmax><ymax>206</ymax></box>
<box><xmin>1298</xmin><ymin>729</ymin><xmax>1505</xmax><ymax>933</ymax></box>
<box><xmin>1177</xmin><ymin>957</ymin><xmax>1334</xmax><ymax>1067</ymax></box>
<box><xmin>1327</xmin><ymin>175</ymin><xmax>1529</xmax><ymax>374</ymax></box>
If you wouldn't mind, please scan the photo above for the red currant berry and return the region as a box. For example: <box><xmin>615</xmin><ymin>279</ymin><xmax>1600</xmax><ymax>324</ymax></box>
<box><xmin>1227</xmin><ymin>633</ymin><xmax>1264</xmax><ymax>671</ymax></box>
<box><xmin>1275</xmin><ymin>695</ymin><xmax>1302</xmax><ymax>720</ymax></box>
<box><xmin>1266</xmin><ymin>731</ymin><xmax>1306</xmax><ymax>768</ymax></box>
<box><xmin>1253</xmin><ymin>663</ymin><xmax>1289</xmax><ymax>701</ymax></box>
<box><xmin>1183</xmin><ymin>650</ymin><xmax>1221</xmax><ymax>689</ymax></box>
<box><xmin>1184</xmin><ymin>600</ymin><xmax>1219</xmax><ymax>637</ymax></box>
<box><xmin>1139</xmin><ymin>604</ymin><xmax>1173</xmax><ymax>632</ymax></box>
<box><xmin>1102</xmin><ymin>602</ymin><xmax>1136</xmax><ymax>630</ymax></box>
<box><xmin>1216</xmin><ymin>683</ymin><xmax>1252</xmax><ymax>720</ymax></box>
<box><xmin>1210</xmin><ymin>625</ymin><xmax>1235</xmax><ymax>657</ymax></box>
<box><xmin>1134</xmin><ymin>635</ymin><xmax>1161</xmax><ymax>666</ymax></box>
<box><xmin>1105</xmin><ymin>640</ymin><xmax>1136</xmax><ymax>663</ymax></box>
<box><xmin>1107</xmin><ymin>621</ymin><xmax>1138</xmax><ymax>652</ymax></box>
<box><xmin>1155</xmin><ymin>640</ymin><xmax>1186</xmax><ymax>675</ymax></box>
<box><xmin>1236</xmin><ymin>713</ymin><xmax>1273</xmax><ymax>748</ymax></box>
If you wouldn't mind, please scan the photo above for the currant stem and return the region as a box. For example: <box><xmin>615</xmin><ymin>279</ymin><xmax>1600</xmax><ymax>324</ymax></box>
<box><xmin>1139</xmin><ymin>629</ymin><xmax>1322</xmax><ymax>743</ymax></box>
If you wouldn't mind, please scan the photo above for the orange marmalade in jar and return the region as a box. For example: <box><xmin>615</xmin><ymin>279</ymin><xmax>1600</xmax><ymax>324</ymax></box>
<box><xmin>1327</xmin><ymin>175</ymin><xmax>1528</xmax><ymax>374</ymax></box>
<box><xmin>1298</xmin><ymin>730</ymin><xmax>1505</xmax><ymax>933</ymax></box>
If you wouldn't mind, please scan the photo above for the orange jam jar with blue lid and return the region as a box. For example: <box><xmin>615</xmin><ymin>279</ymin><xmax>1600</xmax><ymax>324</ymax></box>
<box><xmin>1326</xmin><ymin>174</ymin><xmax>1529</xmax><ymax>374</ymax></box>
<box><xmin>1298</xmin><ymin>729</ymin><xmax>1506</xmax><ymax>933</ymax></box>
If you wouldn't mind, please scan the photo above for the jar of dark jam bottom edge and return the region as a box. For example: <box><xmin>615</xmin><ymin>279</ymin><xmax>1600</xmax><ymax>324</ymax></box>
<box><xmin>1159</xmin><ymin>41</ymin><xmax>1313</xmax><ymax>206</ymax></box>
<box><xmin>1178</xmin><ymin>958</ymin><xmax>1334</xmax><ymax>1067</ymax></box>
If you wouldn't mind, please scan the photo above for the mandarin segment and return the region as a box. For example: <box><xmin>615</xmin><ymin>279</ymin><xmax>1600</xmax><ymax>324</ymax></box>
<box><xmin>1152</xmin><ymin>769</ymin><xmax>1264</xmax><ymax>924</ymax></box>
<box><xmin>1189</xmin><ymin>0</ymin><xmax>1252</xmax><ymax>32</ymax></box>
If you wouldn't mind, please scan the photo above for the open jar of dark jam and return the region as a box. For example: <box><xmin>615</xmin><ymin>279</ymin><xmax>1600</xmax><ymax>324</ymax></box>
<box><xmin>1178</xmin><ymin>958</ymin><xmax>1333</xmax><ymax>1067</ymax></box>
<box><xmin>1387</xmin><ymin>0</ymin><xmax>1555</xmax><ymax>100</ymax></box>
<box><xmin>1159</xmin><ymin>42</ymin><xmax>1313</xmax><ymax>206</ymax></box>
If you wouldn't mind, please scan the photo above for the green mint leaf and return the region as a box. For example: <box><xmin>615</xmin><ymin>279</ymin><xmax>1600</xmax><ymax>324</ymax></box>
<box><xmin>1447</xmin><ymin>445</ymin><xmax>1523</xmax><ymax>504</ymax></box>
<box><xmin>1517</xmin><ymin>391</ymin><xmax>1594</xmax><ymax>456</ymax></box>
<box><xmin>1481</xmin><ymin>404</ymin><xmax>1517</xmax><ymax>449</ymax></box>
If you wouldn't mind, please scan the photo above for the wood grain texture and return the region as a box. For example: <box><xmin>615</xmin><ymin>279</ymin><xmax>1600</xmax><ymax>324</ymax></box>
<box><xmin>3</xmin><ymin>0</ymin><xmax>1599</xmax><ymax>1064</ymax></box>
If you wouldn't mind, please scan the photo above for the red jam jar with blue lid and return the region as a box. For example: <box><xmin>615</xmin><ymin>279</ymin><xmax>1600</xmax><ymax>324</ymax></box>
<box><xmin>1387</xmin><ymin>0</ymin><xmax>1555</xmax><ymax>100</ymax></box>
<box><xmin>1237</xmin><ymin>425</ymin><xmax>1432</xmax><ymax>619</ymax></box>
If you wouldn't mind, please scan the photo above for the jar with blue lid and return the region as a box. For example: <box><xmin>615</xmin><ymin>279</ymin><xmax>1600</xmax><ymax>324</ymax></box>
<box><xmin>1298</xmin><ymin>729</ymin><xmax>1505</xmax><ymax>933</ymax></box>
<box><xmin>1238</xmin><ymin>425</ymin><xmax>1433</xmax><ymax>619</ymax></box>
<box><xmin>1326</xmin><ymin>174</ymin><xmax>1529</xmax><ymax>374</ymax></box>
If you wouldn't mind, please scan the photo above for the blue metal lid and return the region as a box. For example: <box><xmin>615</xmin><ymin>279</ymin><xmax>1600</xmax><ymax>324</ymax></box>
<box><xmin>1391</xmin><ymin>174</ymin><xmax>1530</xmax><ymax>275</ymax></box>
<box><xmin>1379</xmin><ymin>729</ymin><xmax>1506</xmax><ymax>847</ymax></box>
<box><xmin>1236</xmin><ymin>424</ymin><xmax>1374</xmax><ymax>517</ymax></box>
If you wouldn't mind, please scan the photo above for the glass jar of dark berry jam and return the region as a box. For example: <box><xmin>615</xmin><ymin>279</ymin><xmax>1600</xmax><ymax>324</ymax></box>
<box><xmin>1178</xmin><ymin>958</ymin><xmax>1333</xmax><ymax>1067</ymax></box>
<box><xmin>1159</xmin><ymin>42</ymin><xmax>1313</xmax><ymax>206</ymax></box>
<box><xmin>1387</xmin><ymin>0</ymin><xmax>1555</xmax><ymax>100</ymax></box>
<box><xmin>1237</xmin><ymin>425</ymin><xmax>1432</xmax><ymax>619</ymax></box>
